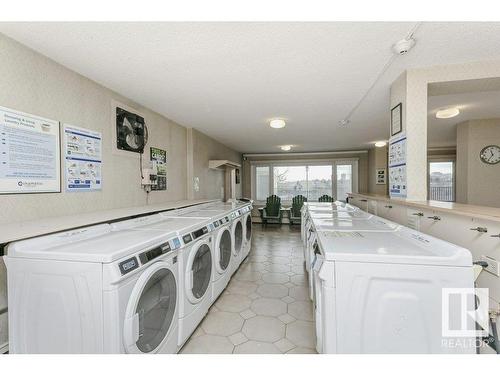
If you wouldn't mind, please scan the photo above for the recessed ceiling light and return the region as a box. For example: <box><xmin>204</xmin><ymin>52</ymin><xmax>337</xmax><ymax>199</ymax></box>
<box><xmin>375</xmin><ymin>141</ymin><xmax>386</xmax><ymax>148</ymax></box>
<box><xmin>436</xmin><ymin>107</ymin><xmax>460</xmax><ymax>119</ymax></box>
<box><xmin>280</xmin><ymin>145</ymin><xmax>292</xmax><ymax>151</ymax></box>
<box><xmin>270</xmin><ymin>119</ymin><xmax>286</xmax><ymax>129</ymax></box>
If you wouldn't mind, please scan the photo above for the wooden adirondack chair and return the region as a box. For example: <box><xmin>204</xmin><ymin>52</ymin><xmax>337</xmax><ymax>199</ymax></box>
<box><xmin>260</xmin><ymin>195</ymin><xmax>282</xmax><ymax>228</ymax></box>
<box><xmin>289</xmin><ymin>195</ymin><xmax>307</xmax><ymax>226</ymax></box>
<box><xmin>318</xmin><ymin>194</ymin><xmax>334</xmax><ymax>202</ymax></box>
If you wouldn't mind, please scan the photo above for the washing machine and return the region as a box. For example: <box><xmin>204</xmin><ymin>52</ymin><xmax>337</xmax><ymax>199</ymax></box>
<box><xmin>241</xmin><ymin>205</ymin><xmax>253</xmax><ymax>260</ymax></box>
<box><xmin>113</xmin><ymin>213</ymin><xmax>219</xmax><ymax>348</ymax></box>
<box><xmin>6</xmin><ymin>223</ymin><xmax>183</xmax><ymax>354</ymax></box>
<box><xmin>229</xmin><ymin>208</ymin><xmax>245</xmax><ymax>275</ymax></box>
<box><xmin>312</xmin><ymin>226</ymin><xmax>474</xmax><ymax>354</ymax></box>
<box><xmin>307</xmin><ymin>216</ymin><xmax>402</xmax><ymax>300</ymax></box>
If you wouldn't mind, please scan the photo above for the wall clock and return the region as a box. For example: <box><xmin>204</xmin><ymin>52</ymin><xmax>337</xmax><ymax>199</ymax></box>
<box><xmin>480</xmin><ymin>145</ymin><xmax>500</xmax><ymax>165</ymax></box>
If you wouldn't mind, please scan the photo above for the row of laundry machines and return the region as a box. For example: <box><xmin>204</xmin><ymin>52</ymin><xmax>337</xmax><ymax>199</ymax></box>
<box><xmin>5</xmin><ymin>199</ymin><xmax>253</xmax><ymax>353</ymax></box>
<box><xmin>301</xmin><ymin>201</ymin><xmax>476</xmax><ymax>354</ymax></box>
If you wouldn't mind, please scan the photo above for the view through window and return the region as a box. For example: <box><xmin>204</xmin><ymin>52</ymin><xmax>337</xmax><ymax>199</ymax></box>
<box><xmin>429</xmin><ymin>161</ymin><xmax>455</xmax><ymax>202</ymax></box>
<box><xmin>336</xmin><ymin>164</ymin><xmax>352</xmax><ymax>202</ymax></box>
<box><xmin>255</xmin><ymin>166</ymin><xmax>270</xmax><ymax>201</ymax></box>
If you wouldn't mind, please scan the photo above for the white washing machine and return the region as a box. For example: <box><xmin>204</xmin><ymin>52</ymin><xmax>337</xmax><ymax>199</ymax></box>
<box><xmin>229</xmin><ymin>208</ymin><xmax>245</xmax><ymax>275</ymax></box>
<box><xmin>307</xmin><ymin>216</ymin><xmax>401</xmax><ymax>300</ymax></box>
<box><xmin>312</xmin><ymin>227</ymin><xmax>474</xmax><ymax>354</ymax></box>
<box><xmin>114</xmin><ymin>213</ymin><xmax>219</xmax><ymax>348</ymax></box>
<box><xmin>6</xmin><ymin>224</ymin><xmax>183</xmax><ymax>354</ymax></box>
<box><xmin>241</xmin><ymin>206</ymin><xmax>253</xmax><ymax>260</ymax></box>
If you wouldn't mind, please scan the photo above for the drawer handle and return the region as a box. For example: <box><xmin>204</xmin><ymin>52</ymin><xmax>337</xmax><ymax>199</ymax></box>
<box><xmin>427</xmin><ymin>216</ymin><xmax>441</xmax><ymax>221</ymax></box>
<box><xmin>384</xmin><ymin>205</ymin><xmax>393</xmax><ymax>209</ymax></box>
<box><xmin>412</xmin><ymin>212</ymin><xmax>424</xmax><ymax>217</ymax></box>
<box><xmin>360</xmin><ymin>199</ymin><xmax>368</xmax><ymax>202</ymax></box>
<box><xmin>470</xmin><ymin>227</ymin><xmax>488</xmax><ymax>233</ymax></box>
<box><xmin>491</xmin><ymin>234</ymin><xmax>500</xmax><ymax>238</ymax></box>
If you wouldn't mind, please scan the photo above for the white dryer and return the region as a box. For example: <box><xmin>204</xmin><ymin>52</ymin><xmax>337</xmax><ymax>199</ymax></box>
<box><xmin>241</xmin><ymin>206</ymin><xmax>253</xmax><ymax>260</ymax></box>
<box><xmin>312</xmin><ymin>227</ymin><xmax>474</xmax><ymax>354</ymax></box>
<box><xmin>114</xmin><ymin>214</ymin><xmax>218</xmax><ymax>348</ymax></box>
<box><xmin>6</xmin><ymin>224</ymin><xmax>183</xmax><ymax>354</ymax></box>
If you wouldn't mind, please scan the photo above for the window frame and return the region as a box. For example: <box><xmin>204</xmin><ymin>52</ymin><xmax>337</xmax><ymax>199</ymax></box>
<box><xmin>250</xmin><ymin>158</ymin><xmax>358</xmax><ymax>204</ymax></box>
<box><xmin>427</xmin><ymin>158</ymin><xmax>456</xmax><ymax>202</ymax></box>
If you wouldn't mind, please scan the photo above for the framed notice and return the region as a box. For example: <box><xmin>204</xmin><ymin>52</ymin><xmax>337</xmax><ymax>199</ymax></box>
<box><xmin>64</xmin><ymin>124</ymin><xmax>102</xmax><ymax>192</ymax></box>
<box><xmin>0</xmin><ymin>106</ymin><xmax>61</xmax><ymax>194</ymax></box>
<box><xmin>391</xmin><ymin>103</ymin><xmax>402</xmax><ymax>136</ymax></box>
<box><xmin>376</xmin><ymin>168</ymin><xmax>386</xmax><ymax>185</ymax></box>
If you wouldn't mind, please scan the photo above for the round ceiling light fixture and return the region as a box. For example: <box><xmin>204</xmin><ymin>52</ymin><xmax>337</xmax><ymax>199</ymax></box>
<box><xmin>269</xmin><ymin>119</ymin><xmax>286</xmax><ymax>129</ymax></box>
<box><xmin>375</xmin><ymin>141</ymin><xmax>387</xmax><ymax>148</ymax></box>
<box><xmin>436</xmin><ymin>107</ymin><xmax>460</xmax><ymax>119</ymax></box>
<box><xmin>280</xmin><ymin>145</ymin><xmax>292</xmax><ymax>151</ymax></box>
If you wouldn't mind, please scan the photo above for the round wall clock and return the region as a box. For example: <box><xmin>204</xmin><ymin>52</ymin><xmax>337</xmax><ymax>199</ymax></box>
<box><xmin>479</xmin><ymin>145</ymin><xmax>500</xmax><ymax>165</ymax></box>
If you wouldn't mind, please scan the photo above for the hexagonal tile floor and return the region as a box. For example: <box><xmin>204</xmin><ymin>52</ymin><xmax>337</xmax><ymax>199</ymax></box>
<box><xmin>180</xmin><ymin>225</ymin><xmax>317</xmax><ymax>354</ymax></box>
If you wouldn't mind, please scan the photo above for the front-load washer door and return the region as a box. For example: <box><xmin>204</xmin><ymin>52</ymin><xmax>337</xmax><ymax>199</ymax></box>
<box><xmin>186</xmin><ymin>242</ymin><xmax>212</xmax><ymax>303</ymax></box>
<box><xmin>245</xmin><ymin>215</ymin><xmax>252</xmax><ymax>242</ymax></box>
<box><xmin>123</xmin><ymin>262</ymin><xmax>177</xmax><ymax>354</ymax></box>
<box><xmin>217</xmin><ymin>228</ymin><xmax>232</xmax><ymax>272</ymax></box>
<box><xmin>233</xmin><ymin>220</ymin><xmax>243</xmax><ymax>255</ymax></box>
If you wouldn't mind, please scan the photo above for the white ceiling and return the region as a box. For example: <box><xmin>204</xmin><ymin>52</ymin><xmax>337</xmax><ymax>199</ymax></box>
<box><xmin>1</xmin><ymin>22</ymin><xmax>500</xmax><ymax>153</ymax></box>
<box><xmin>428</xmin><ymin>89</ymin><xmax>500</xmax><ymax>147</ymax></box>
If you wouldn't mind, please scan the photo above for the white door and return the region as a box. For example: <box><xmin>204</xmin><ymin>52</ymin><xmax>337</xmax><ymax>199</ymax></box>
<box><xmin>123</xmin><ymin>262</ymin><xmax>177</xmax><ymax>353</ymax></box>
<box><xmin>216</xmin><ymin>227</ymin><xmax>232</xmax><ymax>273</ymax></box>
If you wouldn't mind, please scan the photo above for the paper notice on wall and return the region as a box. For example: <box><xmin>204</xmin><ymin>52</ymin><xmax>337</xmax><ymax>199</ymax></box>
<box><xmin>64</xmin><ymin>124</ymin><xmax>102</xmax><ymax>192</ymax></box>
<box><xmin>150</xmin><ymin>147</ymin><xmax>167</xmax><ymax>191</ymax></box>
<box><xmin>388</xmin><ymin>133</ymin><xmax>407</xmax><ymax>198</ymax></box>
<box><xmin>0</xmin><ymin>106</ymin><xmax>61</xmax><ymax>194</ymax></box>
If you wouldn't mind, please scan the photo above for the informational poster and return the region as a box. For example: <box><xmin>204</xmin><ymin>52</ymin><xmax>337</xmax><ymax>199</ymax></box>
<box><xmin>0</xmin><ymin>106</ymin><xmax>61</xmax><ymax>194</ymax></box>
<box><xmin>150</xmin><ymin>146</ymin><xmax>167</xmax><ymax>191</ymax></box>
<box><xmin>63</xmin><ymin>124</ymin><xmax>102</xmax><ymax>192</ymax></box>
<box><xmin>388</xmin><ymin>133</ymin><xmax>407</xmax><ymax>197</ymax></box>
<box><xmin>376</xmin><ymin>168</ymin><xmax>386</xmax><ymax>185</ymax></box>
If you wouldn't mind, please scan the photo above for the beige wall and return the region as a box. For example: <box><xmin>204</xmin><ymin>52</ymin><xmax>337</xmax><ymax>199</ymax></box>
<box><xmin>367</xmin><ymin>146</ymin><xmax>388</xmax><ymax>195</ymax></box>
<box><xmin>391</xmin><ymin>60</ymin><xmax>500</xmax><ymax>201</ymax></box>
<box><xmin>189</xmin><ymin>128</ymin><xmax>242</xmax><ymax>200</ymax></box>
<box><xmin>0</xmin><ymin>33</ymin><xmax>242</xmax><ymax>351</ymax></box>
<box><xmin>456</xmin><ymin>119</ymin><xmax>500</xmax><ymax>207</ymax></box>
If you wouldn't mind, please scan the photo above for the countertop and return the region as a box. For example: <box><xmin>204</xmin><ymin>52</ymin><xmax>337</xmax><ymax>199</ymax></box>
<box><xmin>348</xmin><ymin>192</ymin><xmax>500</xmax><ymax>223</ymax></box>
<box><xmin>0</xmin><ymin>199</ymin><xmax>218</xmax><ymax>244</ymax></box>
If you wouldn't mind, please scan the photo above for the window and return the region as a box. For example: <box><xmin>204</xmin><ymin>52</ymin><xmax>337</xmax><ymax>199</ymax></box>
<box><xmin>307</xmin><ymin>165</ymin><xmax>333</xmax><ymax>201</ymax></box>
<box><xmin>273</xmin><ymin>166</ymin><xmax>307</xmax><ymax>200</ymax></box>
<box><xmin>429</xmin><ymin>161</ymin><xmax>455</xmax><ymax>202</ymax></box>
<box><xmin>336</xmin><ymin>164</ymin><xmax>352</xmax><ymax>202</ymax></box>
<box><xmin>252</xmin><ymin>161</ymin><xmax>356</xmax><ymax>202</ymax></box>
<box><xmin>255</xmin><ymin>166</ymin><xmax>270</xmax><ymax>201</ymax></box>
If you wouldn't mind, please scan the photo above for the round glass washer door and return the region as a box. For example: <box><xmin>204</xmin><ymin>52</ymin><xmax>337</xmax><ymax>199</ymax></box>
<box><xmin>233</xmin><ymin>220</ymin><xmax>243</xmax><ymax>255</ymax></box>
<box><xmin>123</xmin><ymin>262</ymin><xmax>177</xmax><ymax>354</ymax></box>
<box><xmin>186</xmin><ymin>241</ymin><xmax>212</xmax><ymax>303</ymax></box>
<box><xmin>245</xmin><ymin>215</ymin><xmax>252</xmax><ymax>241</ymax></box>
<box><xmin>217</xmin><ymin>228</ymin><xmax>232</xmax><ymax>272</ymax></box>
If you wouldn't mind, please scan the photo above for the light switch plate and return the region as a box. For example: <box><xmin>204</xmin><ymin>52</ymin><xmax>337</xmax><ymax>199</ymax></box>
<box><xmin>482</xmin><ymin>255</ymin><xmax>500</xmax><ymax>277</ymax></box>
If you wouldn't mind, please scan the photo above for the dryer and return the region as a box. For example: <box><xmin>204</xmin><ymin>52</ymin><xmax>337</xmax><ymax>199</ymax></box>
<box><xmin>6</xmin><ymin>224</ymin><xmax>183</xmax><ymax>354</ymax></box>
<box><xmin>312</xmin><ymin>227</ymin><xmax>474</xmax><ymax>354</ymax></box>
<box><xmin>113</xmin><ymin>213</ymin><xmax>218</xmax><ymax>348</ymax></box>
<box><xmin>229</xmin><ymin>208</ymin><xmax>245</xmax><ymax>275</ymax></box>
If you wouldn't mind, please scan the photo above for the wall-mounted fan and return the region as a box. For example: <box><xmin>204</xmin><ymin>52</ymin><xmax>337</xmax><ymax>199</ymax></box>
<box><xmin>116</xmin><ymin>107</ymin><xmax>148</xmax><ymax>153</ymax></box>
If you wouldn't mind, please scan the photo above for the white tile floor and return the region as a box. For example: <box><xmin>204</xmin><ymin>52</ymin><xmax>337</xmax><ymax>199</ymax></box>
<box><xmin>180</xmin><ymin>226</ymin><xmax>317</xmax><ymax>354</ymax></box>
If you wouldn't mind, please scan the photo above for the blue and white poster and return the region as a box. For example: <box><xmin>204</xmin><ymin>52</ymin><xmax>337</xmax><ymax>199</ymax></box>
<box><xmin>0</xmin><ymin>105</ymin><xmax>61</xmax><ymax>194</ymax></box>
<box><xmin>388</xmin><ymin>132</ymin><xmax>407</xmax><ymax>198</ymax></box>
<box><xmin>63</xmin><ymin>124</ymin><xmax>102</xmax><ymax>192</ymax></box>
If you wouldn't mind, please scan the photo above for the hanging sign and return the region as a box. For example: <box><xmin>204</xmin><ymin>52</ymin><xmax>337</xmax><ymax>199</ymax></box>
<box><xmin>0</xmin><ymin>106</ymin><xmax>61</xmax><ymax>194</ymax></box>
